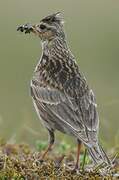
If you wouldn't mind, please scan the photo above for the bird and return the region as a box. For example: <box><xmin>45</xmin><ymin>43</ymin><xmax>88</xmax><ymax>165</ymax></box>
<box><xmin>17</xmin><ymin>12</ymin><xmax>110</xmax><ymax>170</ymax></box>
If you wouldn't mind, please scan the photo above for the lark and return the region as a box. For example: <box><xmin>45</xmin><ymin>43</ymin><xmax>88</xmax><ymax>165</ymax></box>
<box><xmin>17</xmin><ymin>12</ymin><xmax>110</xmax><ymax>170</ymax></box>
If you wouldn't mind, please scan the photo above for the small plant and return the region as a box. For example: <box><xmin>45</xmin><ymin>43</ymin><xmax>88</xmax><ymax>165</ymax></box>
<box><xmin>57</xmin><ymin>141</ymin><xmax>71</xmax><ymax>154</ymax></box>
<box><xmin>36</xmin><ymin>140</ymin><xmax>47</xmax><ymax>151</ymax></box>
<box><xmin>81</xmin><ymin>149</ymin><xmax>91</xmax><ymax>170</ymax></box>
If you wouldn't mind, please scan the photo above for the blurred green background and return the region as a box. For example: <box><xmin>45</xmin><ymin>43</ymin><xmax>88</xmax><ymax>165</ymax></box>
<box><xmin>0</xmin><ymin>0</ymin><xmax>119</xmax><ymax>149</ymax></box>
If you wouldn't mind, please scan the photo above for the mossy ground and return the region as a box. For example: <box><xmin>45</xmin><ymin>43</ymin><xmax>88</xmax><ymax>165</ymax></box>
<box><xmin>0</xmin><ymin>139</ymin><xmax>118</xmax><ymax>180</ymax></box>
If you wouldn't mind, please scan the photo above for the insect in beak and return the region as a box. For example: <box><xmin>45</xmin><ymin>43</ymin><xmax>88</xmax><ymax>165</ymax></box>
<box><xmin>17</xmin><ymin>23</ymin><xmax>41</xmax><ymax>36</ymax></box>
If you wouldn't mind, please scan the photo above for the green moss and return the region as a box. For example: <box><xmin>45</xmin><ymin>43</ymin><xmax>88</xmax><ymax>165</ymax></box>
<box><xmin>0</xmin><ymin>141</ymin><xmax>118</xmax><ymax>179</ymax></box>
<box><xmin>36</xmin><ymin>140</ymin><xmax>48</xmax><ymax>151</ymax></box>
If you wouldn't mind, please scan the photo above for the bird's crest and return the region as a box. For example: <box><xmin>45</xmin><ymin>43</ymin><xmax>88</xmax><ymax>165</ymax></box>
<box><xmin>41</xmin><ymin>12</ymin><xmax>64</xmax><ymax>25</ymax></box>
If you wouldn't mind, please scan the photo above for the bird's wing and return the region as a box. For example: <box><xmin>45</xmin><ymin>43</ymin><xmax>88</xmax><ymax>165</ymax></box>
<box><xmin>63</xmin><ymin>75</ymin><xmax>99</xmax><ymax>134</ymax></box>
<box><xmin>31</xmin><ymin>76</ymin><xmax>99</xmax><ymax>146</ymax></box>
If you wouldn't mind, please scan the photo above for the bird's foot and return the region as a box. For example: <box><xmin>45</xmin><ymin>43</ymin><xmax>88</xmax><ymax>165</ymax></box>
<box><xmin>71</xmin><ymin>165</ymin><xmax>79</xmax><ymax>173</ymax></box>
<box><xmin>55</xmin><ymin>155</ymin><xmax>65</xmax><ymax>168</ymax></box>
<box><xmin>38</xmin><ymin>158</ymin><xmax>44</xmax><ymax>164</ymax></box>
<box><xmin>33</xmin><ymin>158</ymin><xmax>44</xmax><ymax>167</ymax></box>
<box><xmin>65</xmin><ymin>163</ymin><xmax>80</xmax><ymax>174</ymax></box>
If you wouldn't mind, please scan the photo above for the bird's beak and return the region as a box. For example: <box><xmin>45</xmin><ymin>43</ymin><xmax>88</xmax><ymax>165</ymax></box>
<box><xmin>32</xmin><ymin>24</ymin><xmax>42</xmax><ymax>36</ymax></box>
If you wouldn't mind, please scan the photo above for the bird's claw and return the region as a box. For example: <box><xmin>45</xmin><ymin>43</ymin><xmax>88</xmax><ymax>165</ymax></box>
<box><xmin>17</xmin><ymin>23</ymin><xmax>33</xmax><ymax>34</ymax></box>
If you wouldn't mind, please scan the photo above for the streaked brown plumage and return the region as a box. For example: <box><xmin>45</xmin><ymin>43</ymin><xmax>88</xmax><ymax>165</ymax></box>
<box><xmin>17</xmin><ymin>12</ymin><xmax>110</xmax><ymax>169</ymax></box>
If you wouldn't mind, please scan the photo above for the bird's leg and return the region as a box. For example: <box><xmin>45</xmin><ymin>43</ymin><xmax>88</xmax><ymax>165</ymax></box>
<box><xmin>40</xmin><ymin>129</ymin><xmax>55</xmax><ymax>162</ymax></box>
<box><xmin>73</xmin><ymin>139</ymin><xmax>82</xmax><ymax>170</ymax></box>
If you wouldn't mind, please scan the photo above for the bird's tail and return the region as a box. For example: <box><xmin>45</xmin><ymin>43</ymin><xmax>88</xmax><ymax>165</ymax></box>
<box><xmin>87</xmin><ymin>143</ymin><xmax>111</xmax><ymax>166</ymax></box>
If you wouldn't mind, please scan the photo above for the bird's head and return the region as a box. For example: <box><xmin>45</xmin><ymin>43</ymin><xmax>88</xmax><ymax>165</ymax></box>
<box><xmin>17</xmin><ymin>12</ymin><xmax>65</xmax><ymax>41</ymax></box>
<box><xmin>36</xmin><ymin>12</ymin><xmax>65</xmax><ymax>41</ymax></box>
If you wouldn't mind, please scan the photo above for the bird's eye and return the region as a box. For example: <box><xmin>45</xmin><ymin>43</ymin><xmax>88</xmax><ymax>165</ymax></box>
<box><xmin>40</xmin><ymin>24</ymin><xmax>46</xmax><ymax>30</ymax></box>
<box><xmin>45</xmin><ymin>17</ymin><xmax>51</xmax><ymax>21</ymax></box>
